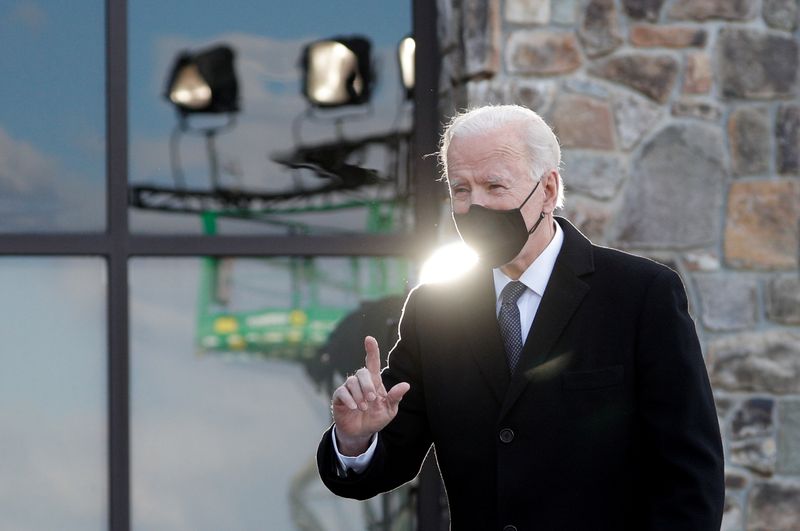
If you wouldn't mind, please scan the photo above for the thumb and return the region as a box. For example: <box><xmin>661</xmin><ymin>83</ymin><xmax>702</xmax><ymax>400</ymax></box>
<box><xmin>386</xmin><ymin>382</ymin><xmax>411</xmax><ymax>404</ymax></box>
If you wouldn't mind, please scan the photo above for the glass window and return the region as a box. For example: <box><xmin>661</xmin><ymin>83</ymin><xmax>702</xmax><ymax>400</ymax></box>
<box><xmin>0</xmin><ymin>257</ymin><xmax>107</xmax><ymax>530</ymax></box>
<box><xmin>130</xmin><ymin>256</ymin><xmax>416</xmax><ymax>530</ymax></box>
<box><xmin>0</xmin><ymin>2</ymin><xmax>105</xmax><ymax>232</ymax></box>
<box><xmin>129</xmin><ymin>1</ymin><xmax>414</xmax><ymax>235</ymax></box>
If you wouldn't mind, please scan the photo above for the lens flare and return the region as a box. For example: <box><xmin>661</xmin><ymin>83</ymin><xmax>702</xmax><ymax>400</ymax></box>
<box><xmin>419</xmin><ymin>241</ymin><xmax>478</xmax><ymax>285</ymax></box>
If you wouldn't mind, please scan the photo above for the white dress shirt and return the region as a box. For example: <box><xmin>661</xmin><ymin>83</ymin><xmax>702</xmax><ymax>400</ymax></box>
<box><xmin>334</xmin><ymin>221</ymin><xmax>565</xmax><ymax>473</ymax></box>
<box><xmin>492</xmin><ymin>220</ymin><xmax>564</xmax><ymax>344</ymax></box>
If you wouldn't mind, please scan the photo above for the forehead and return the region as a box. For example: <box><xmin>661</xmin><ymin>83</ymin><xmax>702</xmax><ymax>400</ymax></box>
<box><xmin>446</xmin><ymin>125</ymin><xmax>528</xmax><ymax>178</ymax></box>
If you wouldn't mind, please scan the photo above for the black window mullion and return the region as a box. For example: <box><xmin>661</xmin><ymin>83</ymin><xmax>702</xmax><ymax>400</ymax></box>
<box><xmin>412</xmin><ymin>3</ymin><xmax>445</xmax><ymax>530</ymax></box>
<box><xmin>413</xmin><ymin>0</ymin><xmax>443</xmax><ymax>262</ymax></box>
<box><xmin>0</xmin><ymin>234</ymin><xmax>108</xmax><ymax>255</ymax></box>
<box><xmin>129</xmin><ymin>233</ymin><xmax>418</xmax><ymax>258</ymax></box>
<box><xmin>107</xmin><ymin>0</ymin><xmax>130</xmax><ymax>530</ymax></box>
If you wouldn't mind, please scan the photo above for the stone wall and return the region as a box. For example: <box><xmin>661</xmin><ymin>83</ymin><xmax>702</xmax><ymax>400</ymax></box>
<box><xmin>436</xmin><ymin>0</ymin><xmax>800</xmax><ymax>528</ymax></box>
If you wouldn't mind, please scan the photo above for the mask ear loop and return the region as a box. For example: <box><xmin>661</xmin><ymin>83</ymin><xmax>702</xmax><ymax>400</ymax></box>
<box><xmin>519</xmin><ymin>180</ymin><xmax>540</xmax><ymax>209</ymax></box>
<box><xmin>527</xmin><ymin>211</ymin><xmax>546</xmax><ymax>235</ymax></box>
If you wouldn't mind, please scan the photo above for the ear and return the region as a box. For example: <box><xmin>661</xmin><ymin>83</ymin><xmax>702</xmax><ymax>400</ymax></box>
<box><xmin>542</xmin><ymin>169</ymin><xmax>559</xmax><ymax>212</ymax></box>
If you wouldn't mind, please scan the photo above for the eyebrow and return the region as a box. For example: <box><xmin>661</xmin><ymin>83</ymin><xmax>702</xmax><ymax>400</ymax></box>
<box><xmin>450</xmin><ymin>175</ymin><xmax>508</xmax><ymax>188</ymax></box>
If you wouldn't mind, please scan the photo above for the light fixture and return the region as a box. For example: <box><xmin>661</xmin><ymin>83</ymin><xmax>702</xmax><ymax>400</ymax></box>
<box><xmin>301</xmin><ymin>36</ymin><xmax>372</xmax><ymax>107</ymax></box>
<box><xmin>398</xmin><ymin>36</ymin><xmax>415</xmax><ymax>99</ymax></box>
<box><xmin>165</xmin><ymin>45</ymin><xmax>239</xmax><ymax>115</ymax></box>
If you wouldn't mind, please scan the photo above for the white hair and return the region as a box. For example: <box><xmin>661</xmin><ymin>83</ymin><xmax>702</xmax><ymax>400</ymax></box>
<box><xmin>438</xmin><ymin>104</ymin><xmax>565</xmax><ymax>209</ymax></box>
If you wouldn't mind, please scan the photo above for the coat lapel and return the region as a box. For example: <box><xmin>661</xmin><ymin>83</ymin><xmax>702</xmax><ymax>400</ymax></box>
<box><xmin>499</xmin><ymin>217</ymin><xmax>594</xmax><ymax>419</ymax></box>
<box><xmin>457</xmin><ymin>267</ymin><xmax>511</xmax><ymax>404</ymax></box>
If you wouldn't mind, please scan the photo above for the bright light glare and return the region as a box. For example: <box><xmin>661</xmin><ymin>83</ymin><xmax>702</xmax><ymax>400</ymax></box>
<box><xmin>419</xmin><ymin>241</ymin><xmax>478</xmax><ymax>285</ymax></box>
<box><xmin>308</xmin><ymin>41</ymin><xmax>361</xmax><ymax>105</ymax></box>
<box><xmin>169</xmin><ymin>64</ymin><xmax>212</xmax><ymax>109</ymax></box>
<box><xmin>398</xmin><ymin>37</ymin><xmax>415</xmax><ymax>91</ymax></box>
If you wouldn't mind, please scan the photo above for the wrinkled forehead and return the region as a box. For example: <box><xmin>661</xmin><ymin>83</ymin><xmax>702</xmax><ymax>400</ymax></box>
<box><xmin>446</xmin><ymin>123</ymin><xmax>530</xmax><ymax>170</ymax></box>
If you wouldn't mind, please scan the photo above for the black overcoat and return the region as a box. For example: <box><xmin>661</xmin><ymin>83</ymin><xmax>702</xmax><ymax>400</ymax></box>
<box><xmin>318</xmin><ymin>217</ymin><xmax>725</xmax><ymax>531</ymax></box>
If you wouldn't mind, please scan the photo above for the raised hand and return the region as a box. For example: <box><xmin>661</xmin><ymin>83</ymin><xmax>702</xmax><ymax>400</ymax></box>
<box><xmin>331</xmin><ymin>336</ymin><xmax>411</xmax><ymax>456</ymax></box>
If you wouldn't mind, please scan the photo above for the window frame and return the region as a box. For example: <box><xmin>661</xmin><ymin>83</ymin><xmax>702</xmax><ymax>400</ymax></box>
<box><xmin>0</xmin><ymin>1</ymin><xmax>442</xmax><ymax>529</ymax></box>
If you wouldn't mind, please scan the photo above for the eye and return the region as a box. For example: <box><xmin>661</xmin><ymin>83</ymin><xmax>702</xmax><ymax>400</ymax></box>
<box><xmin>452</xmin><ymin>187</ymin><xmax>469</xmax><ymax>197</ymax></box>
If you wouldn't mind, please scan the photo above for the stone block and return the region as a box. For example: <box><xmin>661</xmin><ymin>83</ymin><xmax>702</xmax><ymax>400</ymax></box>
<box><xmin>683</xmin><ymin>52</ymin><xmax>712</xmax><ymax>94</ymax></box>
<box><xmin>694</xmin><ymin>274</ymin><xmax>758</xmax><ymax>331</ymax></box>
<box><xmin>721</xmin><ymin>496</ymin><xmax>743</xmax><ymax>531</ymax></box>
<box><xmin>715</xmin><ymin>395</ymin><xmax>735</xmax><ymax>419</ymax></box>
<box><xmin>622</xmin><ymin>0</ymin><xmax>665</xmax><ymax>20</ymax></box>
<box><xmin>613</xmin><ymin>123</ymin><xmax>725</xmax><ymax>247</ymax></box>
<box><xmin>589</xmin><ymin>54</ymin><xmax>678</xmax><ymax>103</ymax></box>
<box><xmin>708</xmin><ymin>330</ymin><xmax>800</xmax><ymax>394</ymax></box>
<box><xmin>730</xmin><ymin>398</ymin><xmax>774</xmax><ymax>440</ymax></box>
<box><xmin>611</xmin><ymin>91</ymin><xmax>663</xmax><ymax>150</ymax></box>
<box><xmin>466</xmin><ymin>79</ymin><xmax>509</xmax><ymax>105</ymax></box>
<box><xmin>776</xmin><ymin>104</ymin><xmax>800</xmax><ymax>174</ymax></box>
<box><xmin>747</xmin><ymin>482</ymin><xmax>800</xmax><ymax>531</ymax></box>
<box><xmin>728</xmin><ymin>107</ymin><xmax>771</xmax><ymax>176</ymax></box>
<box><xmin>563</xmin><ymin>78</ymin><xmax>610</xmax><ymax>99</ymax></box>
<box><xmin>463</xmin><ymin>0</ymin><xmax>501</xmax><ymax>77</ymax></box>
<box><xmin>717</xmin><ymin>28</ymin><xmax>799</xmax><ymax>100</ymax></box>
<box><xmin>560</xmin><ymin>151</ymin><xmax>625</xmax><ymax>199</ymax></box>
<box><xmin>551</xmin><ymin>0</ymin><xmax>577</xmax><ymax>24</ymax></box>
<box><xmin>669</xmin><ymin>0</ymin><xmax>758</xmax><ymax>20</ymax></box>
<box><xmin>559</xmin><ymin>196</ymin><xmax>613</xmax><ymax>244</ymax></box>
<box><xmin>630</xmin><ymin>24</ymin><xmax>707</xmax><ymax>47</ymax></box>
<box><xmin>730</xmin><ymin>438</ymin><xmax>777</xmax><ymax>475</ymax></box>
<box><xmin>550</xmin><ymin>94</ymin><xmax>616</xmax><ymax>150</ymax></box>
<box><xmin>437</xmin><ymin>0</ymin><xmax>458</xmax><ymax>50</ymax></box>
<box><xmin>766</xmin><ymin>275</ymin><xmax>800</xmax><ymax>325</ymax></box>
<box><xmin>440</xmin><ymin>49</ymin><xmax>463</xmax><ymax>91</ymax></box>
<box><xmin>671</xmin><ymin>99</ymin><xmax>722</xmax><ymax>121</ymax></box>
<box><xmin>506</xmin><ymin>30</ymin><xmax>582</xmax><ymax>75</ymax></box>
<box><xmin>777</xmin><ymin>400</ymin><xmax>800</xmax><ymax>474</ymax></box>
<box><xmin>763</xmin><ymin>0</ymin><xmax>799</xmax><ymax>31</ymax></box>
<box><xmin>683</xmin><ymin>250</ymin><xmax>720</xmax><ymax>271</ymax></box>
<box><xmin>509</xmin><ymin>79</ymin><xmax>556</xmax><ymax>113</ymax></box>
<box><xmin>578</xmin><ymin>0</ymin><xmax>623</xmax><ymax>57</ymax></box>
<box><xmin>506</xmin><ymin>0</ymin><xmax>550</xmax><ymax>24</ymax></box>
<box><xmin>724</xmin><ymin>180</ymin><xmax>800</xmax><ymax>270</ymax></box>
<box><xmin>725</xmin><ymin>468</ymin><xmax>749</xmax><ymax>490</ymax></box>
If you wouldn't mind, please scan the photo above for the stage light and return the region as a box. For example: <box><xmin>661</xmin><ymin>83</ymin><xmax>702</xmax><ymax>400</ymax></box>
<box><xmin>398</xmin><ymin>36</ymin><xmax>415</xmax><ymax>99</ymax></box>
<box><xmin>419</xmin><ymin>241</ymin><xmax>478</xmax><ymax>285</ymax></box>
<box><xmin>165</xmin><ymin>45</ymin><xmax>239</xmax><ymax>115</ymax></box>
<box><xmin>302</xmin><ymin>36</ymin><xmax>372</xmax><ymax>107</ymax></box>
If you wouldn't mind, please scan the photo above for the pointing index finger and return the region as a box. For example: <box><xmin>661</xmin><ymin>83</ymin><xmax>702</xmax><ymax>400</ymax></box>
<box><xmin>364</xmin><ymin>336</ymin><xmax>381</xmax><ymax>375</ymax></box>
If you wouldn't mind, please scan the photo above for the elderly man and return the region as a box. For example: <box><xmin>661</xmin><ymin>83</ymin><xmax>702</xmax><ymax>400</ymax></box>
<box><xmin>317</xmin><ymin>105</ymin><xmax>724</xmax><ymax>530</ymax></box>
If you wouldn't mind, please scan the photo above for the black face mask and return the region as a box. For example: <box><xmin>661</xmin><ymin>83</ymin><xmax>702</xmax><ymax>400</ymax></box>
<box><xmin>453</xmin><ymin>181</ymin><xmax>546</xmax><ymax>268</ymax></box>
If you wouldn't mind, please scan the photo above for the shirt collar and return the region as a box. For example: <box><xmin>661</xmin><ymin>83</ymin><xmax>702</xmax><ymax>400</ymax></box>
<box><xmin>493</xmin><ymin>220</ymin><xmax>564</xmax><ymax>302</ymax></box>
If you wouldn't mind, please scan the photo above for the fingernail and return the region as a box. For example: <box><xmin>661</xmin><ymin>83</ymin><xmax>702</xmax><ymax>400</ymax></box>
<box><xmin>367</xmin><ymin>392</ymin><xmax>376</xmax><ymax>401</ymax></box>
<box><xmin>360</xmin><ymin>403</ymin><xmax>368</xmax><ymax>411</ymax></box>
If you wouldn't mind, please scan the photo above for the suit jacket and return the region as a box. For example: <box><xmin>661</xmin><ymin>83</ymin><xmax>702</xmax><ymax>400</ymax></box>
<box><xmin>318</xmin><ymin>217</ymin><xmax>725</xmax><ymax>530</ymax></box>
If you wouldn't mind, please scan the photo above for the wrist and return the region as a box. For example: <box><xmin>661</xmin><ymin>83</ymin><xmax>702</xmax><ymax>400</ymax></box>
<box><xmin>335</xmin><ymin>430</ymin><xmax>373</xmax><ymax>457</ymax></box>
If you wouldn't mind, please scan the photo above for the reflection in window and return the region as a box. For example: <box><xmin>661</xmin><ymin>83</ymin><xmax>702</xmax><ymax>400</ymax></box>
<box><xmin>130</xmin><ymin>256</ymin><xmax>416</xmax><ymax>530</ymax></box>
<box><xmin>0</xmin><ymin>2</ymin><xmax>105</xmax><ymax>232</ymax></box>
<box><xmin>129</xmin><ymin>1</ymin><xmax>414</xmax><ymax>235</ymax></box>
<box><xmin>0</xmin><ymin>257</ymin><xmax>106</xmax><ymax>530</ymax></box>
